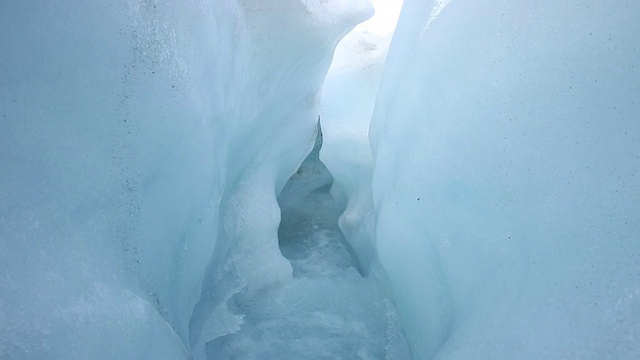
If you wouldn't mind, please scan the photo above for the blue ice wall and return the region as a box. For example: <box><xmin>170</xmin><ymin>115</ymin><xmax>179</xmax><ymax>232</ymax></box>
<box><xmin>370</xmin><ymin>0</ymin><xmax>640</xmax><ymax>358</ymax></box>
<box><xmin>0</xmin><ymin>1</ymin><xmax>241</xmax><ymax>357</ymax></box>
<box><xmin>2</xmin><ymin>0</ymin><xmax>638</xmax><ymax>359</ymax></box>
<box><xmin>0</xmin><ymin>1</ymin><xmax>371</xmax><ymax>358</ymax></box>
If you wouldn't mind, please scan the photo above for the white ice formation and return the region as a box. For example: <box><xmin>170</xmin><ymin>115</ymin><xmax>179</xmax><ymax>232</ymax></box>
<box><xmin>1</xmin><ymin>0</ymin><xmax>638</xmax><ymax>359</ymax></box>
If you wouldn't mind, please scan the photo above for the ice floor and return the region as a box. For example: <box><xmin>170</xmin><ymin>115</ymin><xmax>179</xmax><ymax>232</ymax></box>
<box><xmin>205</xmin><ymin>124</ymin><xmax>411</xmax><ymax>359</ymax></box>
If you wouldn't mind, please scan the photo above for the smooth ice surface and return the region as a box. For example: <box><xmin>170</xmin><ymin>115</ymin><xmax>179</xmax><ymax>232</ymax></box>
<box><xmin>320</xmin><ymin>0</ymin><xmax>403</xmax><ymax>275</ymax></box>
<box><xmin>370</xmin><ymin>0</ymin><xmax>640</xmax><ymax>358</ymax></box>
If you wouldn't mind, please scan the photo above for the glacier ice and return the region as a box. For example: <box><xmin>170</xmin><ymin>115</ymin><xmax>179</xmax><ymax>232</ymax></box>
<box><xmin>203</xmin><ymin>122</ymin><xmax>410</xmax><ymax>358</ymax></box>
<box><xmin>0</xmin><ymin>0</ymin><xmax>405</xmax><ymax>358</ymax></box>
<box><xmin>370</xmin><ymin>0</ymin><xmax>640</xmax><ymax>358</ymax></box>
<box><xmin>320</xmin><ymin>0</ymin><xmax>403</xmax><ymax>279</ymax></box>
<box><xmin>1</xmin><ymin>0</ymin><xmax>639</xmax><ymax>359</ymax></box>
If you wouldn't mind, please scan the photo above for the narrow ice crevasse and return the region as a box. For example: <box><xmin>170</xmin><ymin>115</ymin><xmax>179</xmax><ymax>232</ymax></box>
<box><xmin>203</xmin><ymin>121</ymin><xmax>411</xmax><ymax>359</ymax></box>
<box><xmin>185</xmin><ymin>2</ymin><xmax>381</xmax><ymax>358</ymax></box>
<box><xmin>278</xmin><ymin>120</ymin><xmax>361</xmax><ymax>277</ymax></box>
<box><xmin>1</xmin><ymin>0</ymin><xmax>639</xmax><ymax>359</ymax></box>
<box><xmin>197</xmin><ymin>2</ymin><xmax>411</xmax><ymax>358</ymax></box>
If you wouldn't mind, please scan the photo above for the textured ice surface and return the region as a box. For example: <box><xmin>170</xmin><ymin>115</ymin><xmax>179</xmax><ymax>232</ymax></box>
<box><xmin>204</xmin><ymin>125</ymin><xmax>411</xmax><ymax>359</ymax></box>
<box><xmin>371</xmin><ymin>0</ymin><xmax>640</xmax><ymax>358</ymax></box>
<box><xmin>2</xmin><ymin>0</ymin><xmax>639</xmax><ymax>358</ymax></box>
<box><xmin>0</xmin><ymin>0</ymin><xmax>376</xmax><ymax>358</ymax></box>
<box><xmin>186</xmin><ymin>2</ymin><xmax>377</xmax><ymax>358</ymax></box>
<box><xmin>278</xmin><ymin>123</ymin><xmax>359</xmax><ymax>277</ymax></box>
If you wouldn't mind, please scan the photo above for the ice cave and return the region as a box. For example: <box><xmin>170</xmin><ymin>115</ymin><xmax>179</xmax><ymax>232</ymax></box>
<box><xmin>1</xmin><ymin>0</ymin><xmax>638</xmax><ymax>359</ymax></box>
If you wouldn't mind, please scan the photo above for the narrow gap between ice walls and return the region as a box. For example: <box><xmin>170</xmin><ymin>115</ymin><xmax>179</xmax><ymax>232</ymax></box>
<box><xmin>268</xmin><ymin>119</ymin><xmax>412</xmax><ymax>358</ymax></box>
<box><xmin>185</xmin><ymin>1</ymin><xmax>408</xmax><ymax>359</ymax></box>
<box><xmin>278</xmin><ymin>120</ymin><xmax>363</xmax><ymax>277</ymax></box>
<box><xmin>188</xmin><ymin>0</ymin><xmax>415</xmax><ymax>357</ymax></box>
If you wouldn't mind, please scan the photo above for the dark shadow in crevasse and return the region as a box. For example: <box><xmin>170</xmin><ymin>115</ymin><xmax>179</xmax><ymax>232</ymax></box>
<box><xmin>277</xmin><ymin>119</ymin><xmax>362</xmax><ymax>278</ymax></box>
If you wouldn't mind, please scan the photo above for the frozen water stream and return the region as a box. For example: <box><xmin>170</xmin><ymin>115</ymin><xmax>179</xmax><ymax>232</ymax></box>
<box><xmin>205</xmin><ymin>123</ymin><xmax>411</xmax><ymax>359</ymax></box>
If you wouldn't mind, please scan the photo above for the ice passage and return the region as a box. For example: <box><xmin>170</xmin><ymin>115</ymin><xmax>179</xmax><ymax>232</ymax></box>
<box><xmin>1</xmin><ymin>0</ymin><xmax>639</xmax><ymax>359</ymax></box>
